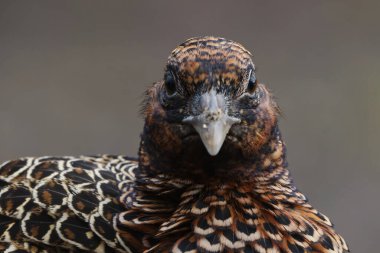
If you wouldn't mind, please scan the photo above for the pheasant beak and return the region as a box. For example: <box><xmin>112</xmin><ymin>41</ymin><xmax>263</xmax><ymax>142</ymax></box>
<box><xmin>183</xmin><ymin>89</ymin><xmax>240</xmax><ymax>156</ymax></box>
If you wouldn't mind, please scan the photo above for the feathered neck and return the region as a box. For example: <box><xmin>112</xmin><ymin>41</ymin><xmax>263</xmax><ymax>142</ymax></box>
<box><xmin>117</xmin><ymin>125</ymin><xmax>348</xmax><ymax>252</ymax></box>
<box><xmin>138</xmin><ymin>124</ymin><xmax>287</xmax><ymax>185</ymax></box>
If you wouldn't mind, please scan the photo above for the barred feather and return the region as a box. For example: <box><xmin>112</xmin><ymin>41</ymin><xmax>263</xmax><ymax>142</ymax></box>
<box><xmin>128</xmin><ymin>169</ymin><xmax>348</xmax><ymax>253</ymax></box>
<box><xmin>0</xmin><ymin>156</ymin><xmax>138</xmax><ymax>252</ymax></box>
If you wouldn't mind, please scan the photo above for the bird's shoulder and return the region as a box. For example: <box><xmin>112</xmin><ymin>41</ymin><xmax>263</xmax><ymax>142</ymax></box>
<box><xmin>0</xmin><ymin>154</ymin><xmax>139</xmax><ymax>183</ymax></box>
<box><xmin>0</xmin><ymin>155</ymin><xmax>139</xmax><ymax>252</ymax></box>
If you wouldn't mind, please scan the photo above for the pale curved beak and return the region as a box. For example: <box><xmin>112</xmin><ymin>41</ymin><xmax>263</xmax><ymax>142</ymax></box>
<box><xmin>183</xmin><ymin>89</ymin><xmax>240</xmax><ymax>156</ymax></box>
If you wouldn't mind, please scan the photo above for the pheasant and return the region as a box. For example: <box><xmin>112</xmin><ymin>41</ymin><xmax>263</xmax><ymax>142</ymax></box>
<box><xmin>0</xmin><ymin>36</ymin><xmax>348</xmax><ymax>253</ymax></box>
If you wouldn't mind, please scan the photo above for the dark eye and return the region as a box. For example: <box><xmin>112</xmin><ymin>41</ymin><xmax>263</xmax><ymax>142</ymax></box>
<box><xmin>246</xmin><ymin>70</ymin><xmax>257</xmax><ymax>93</ymax></box>
<box><xmin>164</xmin><ymin>71</ymin><xmax>177</xmax><ymax>95</ymax></box>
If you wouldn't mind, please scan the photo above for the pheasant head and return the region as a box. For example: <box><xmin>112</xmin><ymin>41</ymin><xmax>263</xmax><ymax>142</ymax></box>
<box><xmin>140</xmin><ymin>37</ymin><xmax>280</xmax><ymax>183</ymax></box>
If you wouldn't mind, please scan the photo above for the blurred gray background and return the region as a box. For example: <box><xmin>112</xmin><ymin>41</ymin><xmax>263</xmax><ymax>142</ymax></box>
<box><xmin>0</xmin><ymin>1</ymin><xmax>379</xmax><ymax>251</ymax></box>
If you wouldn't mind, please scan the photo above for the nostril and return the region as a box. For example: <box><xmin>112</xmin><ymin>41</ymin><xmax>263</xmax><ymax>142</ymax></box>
<box><xmin>205</xmin><ymin>108</ymin><xmax>222</xmax><ymax>121</ymax></box>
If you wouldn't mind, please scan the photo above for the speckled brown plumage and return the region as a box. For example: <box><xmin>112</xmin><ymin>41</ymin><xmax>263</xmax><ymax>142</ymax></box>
<box><xmin>0</xmin><ymin>36</ymin><xmax>348</xmax><ymax>252</ymax></box>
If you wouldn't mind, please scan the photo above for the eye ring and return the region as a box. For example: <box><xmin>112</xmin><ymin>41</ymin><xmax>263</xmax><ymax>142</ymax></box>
<box><xmin>164</xmin><ymin>71</ymin><xmax>177</xmax><ymax>96</ymax></box>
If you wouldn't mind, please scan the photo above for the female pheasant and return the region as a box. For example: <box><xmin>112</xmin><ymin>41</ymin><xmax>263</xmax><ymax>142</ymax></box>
<box><xmin>0</xmin><ymin>37</ymin><xmax>348</xmax><ymax>253</ymax></box>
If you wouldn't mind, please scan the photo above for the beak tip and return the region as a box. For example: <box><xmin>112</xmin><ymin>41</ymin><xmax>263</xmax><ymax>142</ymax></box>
<box><xmin>204</xmin><ymin>145</ymin><xmax>222</xmax><ymax>156</ymax></box>
<box><xmin>197</xmin><ymin>124</ymin><xmax>227</xmax><ymax>156</ymax></box>
<box><xmin>184</xmin><ymin>114</ymin><xmax>239</xmax><ymax>156</ymax></box>
<box><xmin>182</xmin><ymin>89</ymin><xmax>240</xmax><ymax>156</ymax></box>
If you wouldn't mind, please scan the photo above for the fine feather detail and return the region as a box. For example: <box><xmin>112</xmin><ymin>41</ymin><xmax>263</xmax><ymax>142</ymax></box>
<box><xmin>119</xmin><ymin>168</ymin><xmax>348</xmax><ymax>253</ymax></box>
<box><xmin>0</xmin><ymin>36</ymin><xmax>348</xmax><ymax>253</ymax></box>
<box><xmin>0</xmin><ymin>155</ymin><xmax>138</xmax><ymax>253</ymax></box>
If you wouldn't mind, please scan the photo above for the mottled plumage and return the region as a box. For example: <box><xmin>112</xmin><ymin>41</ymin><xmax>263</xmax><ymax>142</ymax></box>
<box><xmin>0</xmin><ymin>37</ymin><xmax>348</xmax><ymax>252</ymax></box>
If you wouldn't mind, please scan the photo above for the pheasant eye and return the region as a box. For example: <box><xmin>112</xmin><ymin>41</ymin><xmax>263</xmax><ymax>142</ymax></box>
<box><xmin>164</xmin><ymin>71</ymin><xmax>177</xmax><ymax>95</ymax></box>
<box><xmin>246</xmin><ymin>70</ymin><xmax>257</xmax><ymax>94</ymax></box>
